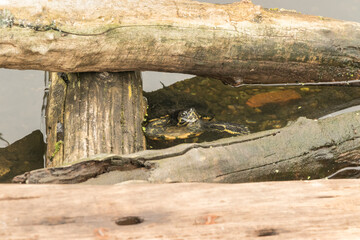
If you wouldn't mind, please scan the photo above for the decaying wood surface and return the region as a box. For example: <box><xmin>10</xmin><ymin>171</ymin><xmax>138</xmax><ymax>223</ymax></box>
<box><xmin>1</xmin><ymin>180</ymin><xmax>360</xmax><ymax>239</ymax></box>
<box><xmin>45</xmin><ymin>72</ymin><xmax>145</xmax><ymax>167</ymax></box>
<box><xmin>13</xmin><ymin>110</ymin><xmax>360</xmax><ymax>184</ymax></box>
<box><xmin>0</xmin><ymin>0</ymin><xmax>359</xmax><ymax>85</ymax></box>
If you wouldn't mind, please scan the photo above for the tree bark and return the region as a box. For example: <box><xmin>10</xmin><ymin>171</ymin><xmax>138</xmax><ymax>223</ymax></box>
<box><xmin>2</xmin><ymin>180</ymin><xmax>360</xmax><ymax>239</ymax></box>
<box><xmin>46</xmin><ymin>72</ymin><xmax>145</xmax><ymax>167</ymax></box>
<box><xmin>0</xmin><ymin>0</ymin><xmax>359</xmax><ymax>85</ymax></box>
<box><xmin>14</xmin><ymin>110</ymin><xmax>360</xmax><ymax>184</ymax></box>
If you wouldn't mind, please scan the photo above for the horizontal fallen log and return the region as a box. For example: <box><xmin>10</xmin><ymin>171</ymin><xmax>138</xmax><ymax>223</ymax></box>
<box><xmin>0</xmin><ymin>0</ymin><xmax>359</xmax><ymax>85</ymax></box>
<box><xmin>13</xmin><ymin>110</ymin><xmax>360</xmax><ymax>184</ymax></box>
<box><xmin>1</xmin><ymin>180</ymin><xmax>360</xmax><ymax>239</ymax></box>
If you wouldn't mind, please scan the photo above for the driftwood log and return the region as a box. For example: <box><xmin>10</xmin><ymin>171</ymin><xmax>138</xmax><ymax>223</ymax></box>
<box><xmin>45</xmin><ymin>72</ymin><xmax>145</xmax><ymax>167</ymax></box>
<box><xmin>2</xmin><ymin>180</ymin><xmax>360</xmax><ymax>239</ymax></box>
<box><xmin>13</xmin><ymin>110</ymin><xmax>360</xmax><ymax>184</ymax></box>
<box><xmin>0</xmin><ymin>0</ymin><xmax>359</xmax><ymax>85</ymax></box>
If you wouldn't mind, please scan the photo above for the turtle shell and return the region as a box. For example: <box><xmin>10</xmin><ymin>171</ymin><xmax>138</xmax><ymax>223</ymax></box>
<box><xmin>144</xmin><ymin>108</ymin><xmax>249</xmax><ymax>140</ymax></box>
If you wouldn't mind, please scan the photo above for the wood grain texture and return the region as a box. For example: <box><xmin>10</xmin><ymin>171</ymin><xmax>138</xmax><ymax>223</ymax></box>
<box><xmin>0</xmin><ymin>0</ymin><xmax>359</xmax><ymax>85</ymax></box>
<box><xmin>1</xmin><ymin>180</ymin><xmax>360</xmax><ymax>239</ymax></box>
<box><xmin>46</xmin><ymin>72</ymin><xmax>145</xmax><ymax>167</ymax></box>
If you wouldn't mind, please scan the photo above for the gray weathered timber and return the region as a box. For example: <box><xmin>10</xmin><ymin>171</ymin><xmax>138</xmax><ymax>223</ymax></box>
<box><xmin>0</xmin><ymin>0</ymin><xmax>359</xmax><ymax>85</ymax></box>
<box><xmin>46</xmin><ymin>72</ymin><xmax>145</xmax><ymax>167</ymax></box>
<box><xmin>2</xmin><ymin>180</ymin><xmax>360</xmax><ymax>239</ymax></box>
<box><xmin>13</xmin><ymin>110</ymin><xmax>360</xmax><ymax>184</ymax></box>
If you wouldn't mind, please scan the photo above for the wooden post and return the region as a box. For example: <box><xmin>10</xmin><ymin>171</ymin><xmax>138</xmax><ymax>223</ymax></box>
<box><xmin>45</xmin><ymin>72</ymin><xmax>145</xmax><ymax>167</ymax></box>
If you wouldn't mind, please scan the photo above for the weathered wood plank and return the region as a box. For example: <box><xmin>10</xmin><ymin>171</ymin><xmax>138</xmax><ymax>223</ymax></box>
<box><xmin>0</xmin><ymin>0</ymin><xmax>359</xmax><ymax>85</ymax></box>
<box><xmin>1</xmin><ymin>180</ymin><xmax>360</xmax><ymax>239</ymax></box>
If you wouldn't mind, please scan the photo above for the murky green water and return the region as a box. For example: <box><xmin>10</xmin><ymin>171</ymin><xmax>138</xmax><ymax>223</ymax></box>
<box><xmin>144</xmin><ymin>77</ymin><xmax>360</xmax><ymax>149</ymax></box>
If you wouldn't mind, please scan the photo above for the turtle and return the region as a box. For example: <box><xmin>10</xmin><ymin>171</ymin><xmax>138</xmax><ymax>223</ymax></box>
<box><xmin>144</xmin><ymin>107</ymin><xmax>250</xmax><ymax>140</ymax></box>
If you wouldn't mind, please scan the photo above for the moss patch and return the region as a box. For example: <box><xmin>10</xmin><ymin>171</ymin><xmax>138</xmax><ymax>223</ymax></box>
<box><xmin>50</xmin><ymin>140</ymin><xmax>63</xmax><ymax>161</ymax></box>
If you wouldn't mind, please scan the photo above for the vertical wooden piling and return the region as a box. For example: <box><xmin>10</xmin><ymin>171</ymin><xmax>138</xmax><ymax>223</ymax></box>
<box><xmin>46</xmin><ymin>72</ymin><xmax>145</xmax><ymax>167</ymax></box>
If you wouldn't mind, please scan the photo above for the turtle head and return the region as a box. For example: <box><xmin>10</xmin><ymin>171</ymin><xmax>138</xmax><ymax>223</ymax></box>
<box><xmin>177</xmin><ymin>108</ymin><xmax>200</xmax><ymax>126</ymax></box>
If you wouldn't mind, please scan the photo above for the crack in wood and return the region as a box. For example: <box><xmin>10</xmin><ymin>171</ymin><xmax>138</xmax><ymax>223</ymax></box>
<box><xmin>213</xmin><ymin>136</ymin><xmax>360</xmax><ymax>180</ymax></box>
<box><xmin>172</xmin><ymin>0</ymin><xmax>180</xmax><ymax>18</ymax></box>
<box><xmin>0</xmin><ymin>196</ymin><xmax>39</xmax><ymax>201</ymax></box>
<box><xmin>62</xmin><ymin>74</ymin><xmax>68</xmax><ymax>163</ymax></box>
<box><xmin>115</xmin><ymin>131</ymin><xmax>280</xmax><ymax>162</ymax></box>
<box><xmin>225</xmin><ymin>9</ymin><xmax>238</xmax><ymax>32</ymax></box>
<box><xmin>0</xmin><ymin>42</ymin><xmax>16</xmax><ymax>47</ymax></box>
<box><xmin>10</xmin><ymin>21</ymin><xmax>242</xmax><ymax>37</ymax></box>
<box><xmin>213</xmin><ymin>152</ymin><xmax>307</xmax><ymax>180</ymax></box>
<box><xmin>256</xmin><ymin>228</ymin><xmax>279</xmax><ymax>237</ymax></box>
<box><xmin>39</xmin><ymin>216</ymin><xmax>76</xmax><ymax>226</ymax></box>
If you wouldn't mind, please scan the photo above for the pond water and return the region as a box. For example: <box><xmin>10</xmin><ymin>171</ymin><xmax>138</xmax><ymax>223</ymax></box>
<box><xmin>0</xmin><ymin>0</ymin><xmax>359</xmax><ymax>182</ymax></box>
<box><xmin>144</xmin><ymin>77</ymin><xmax>360</xmax><ymax>149</ymax></box>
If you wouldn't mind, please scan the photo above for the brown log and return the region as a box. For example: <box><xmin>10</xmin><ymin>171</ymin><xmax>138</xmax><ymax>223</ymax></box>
<box><xmin>0</xmin><ymin>0</ymin><xmax>359</xmax><ymax>85</ymax></box>
<box><xmin>13</xmin><ymin>109</ymin><xmax>360</xmax><ymax>184</ymax></box>
<box><xmin>1</xmin><ymin>180</ymin><xmax>360</xmax><ymax>239</ymax></box>
<box><xmin>45</xmin><ymin>72</ymin><xmax>145</xmax><ymax>167</ymax></box>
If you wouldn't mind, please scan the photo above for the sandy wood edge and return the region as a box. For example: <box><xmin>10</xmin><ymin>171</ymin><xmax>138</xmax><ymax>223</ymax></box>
<box><xmin>1</xmin><ymin>180</ymin><xmax>360</xmax><ymax>239</ymax></box>
<box><xmin>0</xmin><ymin>0</ymin><xmax>359</xmax><ymax>85</ymax></box>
